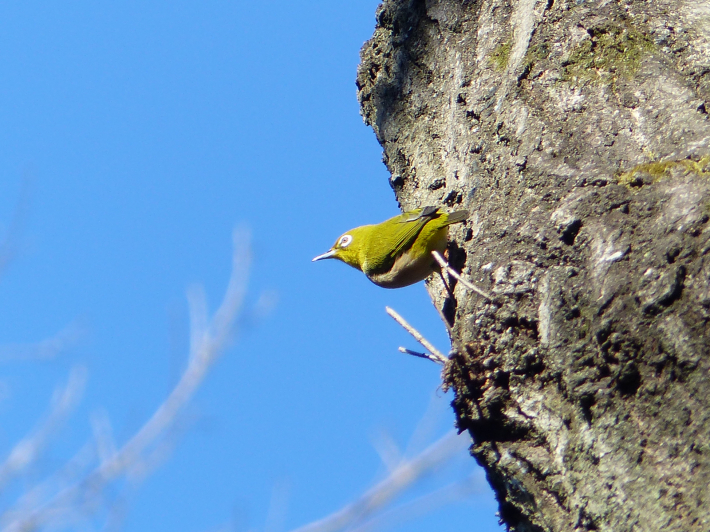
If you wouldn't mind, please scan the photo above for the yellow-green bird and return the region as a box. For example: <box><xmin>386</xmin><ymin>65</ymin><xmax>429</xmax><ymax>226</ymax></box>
<box><xmin>312</xmin><ymin>206</ymin><xmax>469</xmax><ymax>288</ymax></box>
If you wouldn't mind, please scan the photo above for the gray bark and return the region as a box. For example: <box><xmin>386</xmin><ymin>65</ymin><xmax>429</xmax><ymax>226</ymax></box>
<box><xmin>356</xmin><ymin>1</ymin><xmax>710</xmax><ymax>531</ymax></box>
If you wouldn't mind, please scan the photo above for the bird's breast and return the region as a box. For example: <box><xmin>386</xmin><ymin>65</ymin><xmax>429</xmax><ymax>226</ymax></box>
<box><xmin>366</xmin><ymin>248</ymin><xmax>438</xmax><ymax>288</ymax></box>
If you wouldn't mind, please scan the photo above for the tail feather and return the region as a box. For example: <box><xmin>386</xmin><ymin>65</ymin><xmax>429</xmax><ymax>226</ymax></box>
<box><xmin>445</xmin><ymin>209</ymin><xmax>469</xmax><ymax>225</ymax></box>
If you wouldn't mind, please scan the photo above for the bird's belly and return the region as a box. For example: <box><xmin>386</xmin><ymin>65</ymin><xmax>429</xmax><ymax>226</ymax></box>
<box><xmin>366</xmin><ymin>249</ymin><xmax>439</xmax><ymax>289</ymax></box>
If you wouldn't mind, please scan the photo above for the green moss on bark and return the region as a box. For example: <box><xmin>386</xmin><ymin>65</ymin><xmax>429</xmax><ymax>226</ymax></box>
<box><xmin>563</xmin><ymin>25</ymin><xmax>655</xmax><ymax>85</ymax></box>
<box><xmin>618</xmin><ymin>155</ymin><xmax>710</xmax><ymax>187</ymax></box>
<box><xmin>490</xmin><ymin>41</ymin><xmax>512</xmax><ymax>71</ymax></box>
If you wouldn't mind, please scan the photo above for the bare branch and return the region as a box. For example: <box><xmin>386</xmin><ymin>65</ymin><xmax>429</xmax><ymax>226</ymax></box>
<box><xmin>0</xmin><ymin>176</ymin><xmax>32</xmax><ymax>280</ymax></box>
<box><xmin>349</xmin><ymin>474</ymin><xmax>482</xmax><ymax>532</ymax></box>
<box><xmin>0</xmin><ymin>322</ymin><xmax>85</xmax><ymax>363</ymax></box>
<box><xmin>385</xmin><ymin>307</ymin><xmax>448</xmax><ymax>364</ymax></box>
<box><xmin>6</xmin><ymin>443</ymin><xmax>95</xmax><ymax>524</ymax></box>
<box><xmin>264</xmin><ymin>479</ymin><xmax>290</xmax><ymax>532</ymax></box>
<box><xmin>287</xmin><ymin>431</ymin><xmax>468</xmax><ymax>532</ymax></box>
<box><xmin>397</xmin><ymin>346</ymin><xmax>443</xmax><ymax>364</ymax></box>
<box><xmin>188</xmin><ymin>284</ymin><xmax>209</xmax><ymax>362</ymax></box>
<box><xmin>90</xmin><ymin>410</ymin><xmax>116</xmax><ymax>468</ymax></box>
<box><xmin>98</xmin><ymin>228</ymin><xmax>251</xmax><ymax>477</ymax></box>
<box><xmin>372</xmin><ymin>431</ymin><xmax>402</xmax><ymax>473</ymax></box>
<box><xmin>211</xmin><ymin>227</ymin><xmax>251</xmax><ymax>344</ymax></box>
<box><xmin>0</xmin><ymin>367</ymin><xmax>87</xmax><ymax>491</ymax></box>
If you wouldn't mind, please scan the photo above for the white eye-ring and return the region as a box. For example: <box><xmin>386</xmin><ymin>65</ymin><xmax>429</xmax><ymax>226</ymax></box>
<box><xmin>339</xmin><ymin>234</ymin><xmax>353</xmax><ymax>248</ymax></box>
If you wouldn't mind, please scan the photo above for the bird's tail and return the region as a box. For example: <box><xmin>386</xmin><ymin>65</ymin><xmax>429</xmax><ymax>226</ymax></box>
<box><xmin>445</xmin><ymin>209</ymin><xmax>469</xmax><ymax>225</ymax></box>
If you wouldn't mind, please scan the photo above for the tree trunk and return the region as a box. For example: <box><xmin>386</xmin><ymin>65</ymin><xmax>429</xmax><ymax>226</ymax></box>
<box><xmin>357</xmin><ymin>1</ymin><xmax>710</xmax><ymax>530</ymax></box>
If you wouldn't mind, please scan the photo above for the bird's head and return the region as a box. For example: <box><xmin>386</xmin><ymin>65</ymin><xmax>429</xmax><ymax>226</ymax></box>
<box><xmin>312</xmin><ymin>225</ymin><xmax>371</xmax><ymax>271</ymax></box>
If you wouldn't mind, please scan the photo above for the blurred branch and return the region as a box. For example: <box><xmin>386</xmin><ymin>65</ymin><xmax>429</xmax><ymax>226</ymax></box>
<box><xmin>372</xmin><ymin>431</ymin><xmax>402</xmax><ymax>473</ymax></box>
<box><xmin>1</xmin><ymin>228</ymin><xmax>252</xmax><ymax>532</ymax></box>
<box><xmin>287</xmin><ymin>430</ymin><xmax>469</xmax><ymax>532</ymax></box>
<box><xmin>349</xmin><ymin>474</ymin><xmax>481</xmax><ymax>532</ymax></box>
<box><xmin>0</xmin><ymin>322</ymin><xmax>86</xmax><ymax>363</ymax></box>
<box><xmin>264</xmin><ymin>479</ymin><xmax>290</xmax><ymax>532</ymax></box>
<box><xmin>0</xmin><ymin>367</ymin><xmax>87</xmax><ymax>491</ymax></box>
<box><xmin>0</xmin><ymin>176</ymin><xmax>32</xmax><ymax>280</ymax></box>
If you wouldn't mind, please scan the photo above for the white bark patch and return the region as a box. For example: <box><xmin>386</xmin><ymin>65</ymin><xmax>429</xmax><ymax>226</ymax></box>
<box><xmin>538</xmin><ymin>272</ymin><xmax>553</xmax><ymax>347</ymax></box>
<box><xmin>655</xmin><ymin>181</ymin><xmax>706</xmax><ymax>233</ymax></box>
<box><xmin>658</xmin><ymin>315</ymin><xmax>699</xmax><ymax>366</ymax></box>
<box><xmin>588</xmin><ymin>224</ymin><xmax>630</xmax><ymax>301</ymax></box>
<box><xmin>495</xmin><ymin>0</ymin><xmax>549</xmax><ymax>111</ymax></box>
<box><xmin>508</xmin><ymin>0</ymin><xmax>544</xmax><ymax>73</ymax></box>
<box><xmin>551</xmin><ymin>86</ymin><xmax>586</xmax><ymax>113</ymax></box>
<box><xmin>492</xmin><ymin>261</ymin><xmax>538</xmax><ymax>296</ymax></box>
<box><xmin>680</xmin><ymin>1</ymin><xmax>710</xmax><ymax>59</ymax></box>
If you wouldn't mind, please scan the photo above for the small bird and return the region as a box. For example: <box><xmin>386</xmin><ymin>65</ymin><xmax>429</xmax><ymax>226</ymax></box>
<box><xmin>312</xmin><ymin>206</ymin><xmax>469</xmax><ymax>288</ymax></box>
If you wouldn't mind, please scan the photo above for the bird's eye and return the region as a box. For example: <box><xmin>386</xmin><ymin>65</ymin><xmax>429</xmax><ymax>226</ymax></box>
<box><xmin>339</xmin><ymin>235</ymin><xmax>353</xmax><ymax>248</ymax></box>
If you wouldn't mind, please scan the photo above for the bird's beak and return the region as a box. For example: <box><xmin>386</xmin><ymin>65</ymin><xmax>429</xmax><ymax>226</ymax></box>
<box><xmin>312</xmin><ymin>249</ymin><xmax>336</xmax><ymax>262</ymax></box>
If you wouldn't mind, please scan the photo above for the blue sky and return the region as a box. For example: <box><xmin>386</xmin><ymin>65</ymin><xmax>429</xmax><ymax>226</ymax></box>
<box><xmin>0</xmin><ymin>2</ymin><xmax>501</xmax><ymax>531</ymax></box>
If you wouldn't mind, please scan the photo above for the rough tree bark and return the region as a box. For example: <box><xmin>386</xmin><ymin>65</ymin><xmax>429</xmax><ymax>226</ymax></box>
<box><xmin>356</xmin><ymin>1</ymin><xmax>710</xmax><ymax>531</ymax></box>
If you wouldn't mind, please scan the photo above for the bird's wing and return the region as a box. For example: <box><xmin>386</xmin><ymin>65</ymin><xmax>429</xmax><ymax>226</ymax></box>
<box><xmin>364</xmin><ymin>208</ymin><xmax>439</xmax><ymax>274</ymax></box>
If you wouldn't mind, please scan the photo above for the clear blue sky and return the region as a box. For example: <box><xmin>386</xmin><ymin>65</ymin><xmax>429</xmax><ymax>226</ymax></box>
<box><xmin>0</xmin><ymin>2</ymin><xmax>501</xmax><ymax>531</ymax></box>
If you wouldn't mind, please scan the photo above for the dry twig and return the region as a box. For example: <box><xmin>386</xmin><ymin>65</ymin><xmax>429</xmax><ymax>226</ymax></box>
<box><xmin>397</xmin><ymin>347</ymin><xmax>442</xmax><ymax>364</ymax></box>
<box><xmin>385</xmin><ymin>307</ymin><xmax>448</xmax><ymax>365</ymax></box>
<box><xmin>431</xmin><ymin>251</ymin><xmax>494</xmax><ymax>301</ymax></box>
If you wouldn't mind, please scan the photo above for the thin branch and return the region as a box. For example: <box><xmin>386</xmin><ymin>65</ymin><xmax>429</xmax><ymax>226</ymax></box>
<box><xmin>90</xmin><ymin>410</ymin><xmax>117</xmax><ymax>469</ymax></box>
<box><xmin>0</xmin><ymin>322</ymin><xmax>85</xmax><ymax>363</ymax></box>
<box><xmin>0</xmin><ymin>175</ymin><xmax>32</xmax><ymax>280</ymax></box>
<box><xmin>348</xmin><ymin>474</ymin><xmax>481</xmax><ymax>532</ymax></box>
<box><xmin>372</xmin><ymin>431</ymin><xmax>402</xmax><ymax>474</ymax></box>
<box><xmin>431</xmin><ymin>251</ymin><xmax>494</xmax><ymax>301</ymax></box>
<box><xmin>0</xmin><ymin>367</ymin><xmax>87</xmax><ymax>491</ymax></box>
<box><xmin>385</xmin><ymin>307</ymin><xmax>448</xmax><ymax>365</ymax></box>
<box><xmin>397</xmin><ymin>347</ymin><xmax>442</xmax><ymax>364</ymax></box>
<box><xmin>99</xmin><ymin>229</ymin><xmax>250</xmax><ymax>477</ymax></box>
<box><xmin>287</xmin><ymin>431</ymin><xmax>468</xmax><ymax>532</ymax></box>
<box><xmin>4</xmin><ymin>443</ymin><xmax>95</xmax><ymax>525</ymax></box>
<box><xmin>188</xmin><ymin>284</ymin><xmax>209</xmax><ymax>362</ymax></box>
<box><xmin>264</xmin><ymin>479</ymin><xmax>290</xmax><ymax>532</ymax></box>
<box><xmin>403</xmin><ymin>393</ymin><xmax>450</xmax><ymax>460</ymax></box>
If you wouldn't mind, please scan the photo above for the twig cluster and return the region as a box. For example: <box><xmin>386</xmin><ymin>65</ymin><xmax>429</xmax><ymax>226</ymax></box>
<box><xmin>385</xmin><ymin>251</ymin><xmax>494</xmax><ymax>365</ymax></box>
